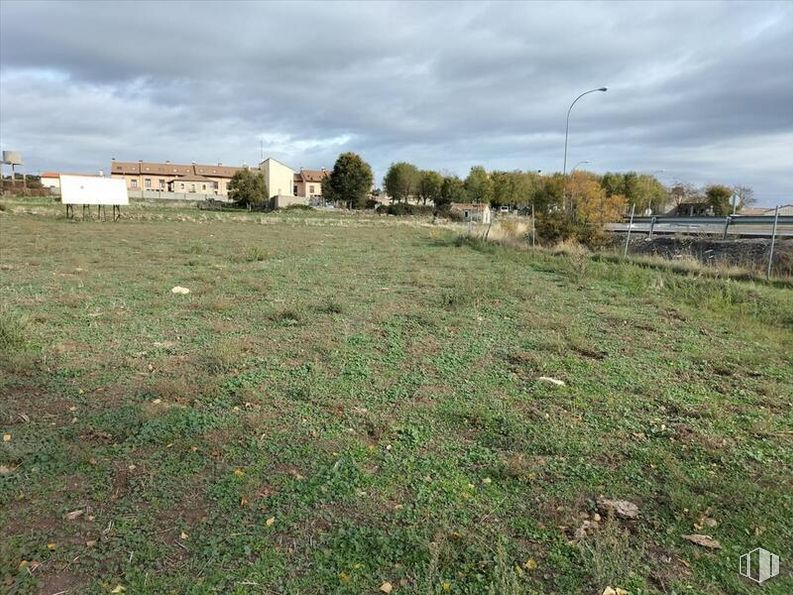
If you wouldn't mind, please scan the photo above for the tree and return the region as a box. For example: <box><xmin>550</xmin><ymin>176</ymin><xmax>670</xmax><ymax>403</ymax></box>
<box><xmin>705</xmin><ymin>185</ymin><xmax>732</xmax><ymax>216</ymax></box>
<box><xmin>324</xmin><ymin>152</ymin><xmax>374</xmax><ymax>209</ymax></box>
<box><xmin>383</xmin><ymin>162</ymin><xmax>420</xmax><ymax>203</ymax></box>
<box><xmin>670</xmin><ymin>182</ymin><xmax>701</xmax><ymax>207</ymax></box>
<box><xmin>601</xmin><ymin>172</ymin><xmax>626</xmax><ymax>198</ymax></box>
<box><xmin>464</xmin><ymin>166</ymin><xmax>493</xmax><ymax>204</ymax></box>
<box><xmin>416</xmin><ymin>170</ymin><xmax>443</xmax><ymax>205</ymax></box>
<box><xmin>635</xmin><ymin>174</ymin><xmax>669</xmax><ymax>214</ymax></box>
<box><xmin>228</xmin><ymin>169</ymin><xmax>268</xmax><ymax>207</ymax></box>
<box><xmin>533</xmin><ymin>174</ymin><xmax>564</xmax><ymax>213</ymax></box>
<box><xmin>438</xmin><ymin>175</ymin><xmax>466</xmax><ymax>210</ymax></box>
<box><xmin>491</xmin><ymin>170</ymin><xmax>539</xmax><ymax>207</ymax></box>
<box><xmin>733</xmin><ymin>185</ymin><xmax>755</xmax><ymax>212</ymax></box>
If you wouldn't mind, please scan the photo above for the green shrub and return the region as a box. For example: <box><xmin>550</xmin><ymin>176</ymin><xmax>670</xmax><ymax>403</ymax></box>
<box><xmin>379</xmin><ymin>203</ymin><xmax>434</xmax><ymax>216</ymax></box>
<box><xmin>0</xmin><ymin>305</ymin><xmax>38</xmax><ymax>371</ymax></box>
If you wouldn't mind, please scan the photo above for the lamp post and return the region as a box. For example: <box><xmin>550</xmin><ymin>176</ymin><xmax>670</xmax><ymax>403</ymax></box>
<box><xmin>562</xmin><ymin>87</ymin><xmax>607</xmax><ymax>211</ymax></box>
<box><xmin>641</xmin><ymin>169</ymin><xmax>665</xmax><ymax>215</ymax></box>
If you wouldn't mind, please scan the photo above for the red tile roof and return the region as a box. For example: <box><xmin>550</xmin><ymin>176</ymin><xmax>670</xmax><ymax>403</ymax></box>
<box><xmin>111</xmin><ymin>161</ymin><xmax>244</xmax><ymax>178</ymax></box>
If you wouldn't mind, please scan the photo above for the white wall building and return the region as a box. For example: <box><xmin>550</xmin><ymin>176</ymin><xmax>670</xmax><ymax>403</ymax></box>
<box><xmin>259</xmin><ymin>158</ymin><xmax>295</xmax><ymax>198</ymax></box>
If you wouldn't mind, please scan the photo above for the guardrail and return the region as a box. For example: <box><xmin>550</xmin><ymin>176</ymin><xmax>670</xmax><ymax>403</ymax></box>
<box><xmin>614</xmin><ymin>210</ymin><xmax>788</xmax><ymax>279</ymax></box>
<box><xmin>616</xmin><ymin>214</ymin><xmax>792</xmax><ymax>239</ymax></box>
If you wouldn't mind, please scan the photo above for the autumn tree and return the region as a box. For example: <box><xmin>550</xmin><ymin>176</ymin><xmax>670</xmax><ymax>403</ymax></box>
<box><xmin>324</xmin><ymin>152</ymin><xmax>374</xmax><ymax>209</ymax></box>
<box><xmin>228</xmin><ymin>169</ymin><xmax>269</xmax><ymax>207</ymax></box>
<box><xmin>464</xmin><ymin>166</ymin><xmax>493</xmax><ymax>204</ymax></box>
<box><xmin>384</xmin><ymin>162</ymin><xmax>420</xmax><ymax>203</ymax></box>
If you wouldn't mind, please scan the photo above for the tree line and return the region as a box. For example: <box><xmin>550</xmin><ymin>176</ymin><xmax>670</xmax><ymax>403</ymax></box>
<box><xmin>228</xmin><ymin>152</ymin><xmax>754</xmax><ymax>222</ymax></box>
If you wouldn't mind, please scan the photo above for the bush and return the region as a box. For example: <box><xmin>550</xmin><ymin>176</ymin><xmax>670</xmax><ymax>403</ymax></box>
<box><xmin>283</xmin><ymin>204</ymin><xmax>313</xmax><ymax>211</ymax></box>
<box><xmin>0</xmin><ymin>305</ymin><xmax>38</xmax><ymax>371</ymax></box>
<box><xmin>379</xmin><ymin>203</ymin><xmax>434</xmax><ymax>216</ymax></box>
<box><xmin>535</xmin><ymin>211</ymin><xmax>610</xmax><ymax>248</ymax></box>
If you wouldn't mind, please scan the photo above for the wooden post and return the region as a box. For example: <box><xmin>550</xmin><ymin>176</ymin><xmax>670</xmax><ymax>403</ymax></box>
<box><xmin>531</xmin><ymin>204</ymin><xmax>536</xmax><ymax>248</ymax></box>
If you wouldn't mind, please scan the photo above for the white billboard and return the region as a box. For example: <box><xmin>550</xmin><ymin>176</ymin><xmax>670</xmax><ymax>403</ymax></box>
<box><xmin>60</xmin><ymin>175</ymin><xmax>129</xmax><ymax>206</ymax></box>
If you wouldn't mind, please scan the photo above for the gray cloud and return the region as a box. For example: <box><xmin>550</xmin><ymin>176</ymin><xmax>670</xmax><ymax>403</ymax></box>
<box><xmin>1</xmin><ymin>0</ymin><xmax>791</xmax><ymax>203</ymax></box>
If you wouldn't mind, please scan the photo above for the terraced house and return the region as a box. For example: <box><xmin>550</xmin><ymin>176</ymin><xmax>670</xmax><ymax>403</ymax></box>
<box><xmin>293</xmin><ymin>168</ymin><xmax>329</xmax><ymax>198</ymax></box>
<box><xmin>110</xmin><ymin>159</ymin><xmax>244</xmax><ymax>196</ymax></box>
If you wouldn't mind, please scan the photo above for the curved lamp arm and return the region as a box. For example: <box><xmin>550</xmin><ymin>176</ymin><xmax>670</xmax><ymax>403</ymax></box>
<box><xmin>562</xmin><ymin>87</ymin><xmax>607</xmax><ymax>177</ymax></box>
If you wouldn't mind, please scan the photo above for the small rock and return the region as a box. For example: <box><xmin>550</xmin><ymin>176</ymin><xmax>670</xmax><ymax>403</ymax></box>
<box><xmin>64</xmin><ymin>509</ymin><xmax>84</xmax><ymax>521</ymax></box>
<box><xmin>598</xmin><ymin>498</ymin><xmax>640</xmax><ymax>520</ymax></box>
<box><xmin>538</xmin><ymin>376</ymin><xmax>566</xmax><ymax>386</ymax></box>
<box><xmin>171</xmin><ymin>286</ymin><xmax>190</xmax><ymax>295</ymax></box>
<box><xmin>380</xmin><ymin>582</ymin><xmax>393</xmax><ymax>594</ymax></box>
<box><xmin>682</xmin><ymin>534</ymin><xmax>721</xmax><ymax>549</ymax></box>
<box><xmin>602</xmin><ymin>587</ymin><xmax>630</xmax><ymax>595</ymax></box>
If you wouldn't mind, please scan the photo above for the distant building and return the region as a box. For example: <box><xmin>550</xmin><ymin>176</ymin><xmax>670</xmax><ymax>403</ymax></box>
<box><xmin>738</xmin><ymin>204</ymin><xmax>793</xmax><ymax>216</ymax></box>
<box><xmin>669</xmin><ymin>201</ymin><xmax>712</xmax><ymax>217</ymax></box>
<box><xmin>40</xmin><ymin>171</ymin><xmax>101</xmax><ymax>189</ymax></box>
<box><xmin>110</xmin><ymin>160</ymin><xmax>245</xmax><ymax>196</ymax></box>
<box><xmin>40</xmin><ymin>172</ymin><xmax>61</xmax><ymax>188</ymax></box>
<box><xmin>450</xmin><ymin>203</ymin><xmax>492</xmax><ymax>224</ymax></box>
<box><xmin>259</xmin><ymin>158</ymin><xmax>295</xmax><ymax>199</ymax></box>
<box><xmin>170</xmin><ymin>174</ymin><xmax>217</xmax><ymax>194</ymax></box>
<box><xmin>294</xmin><ymin>168</ymin><xmax>329</xmax><ymax>198</ymax></box>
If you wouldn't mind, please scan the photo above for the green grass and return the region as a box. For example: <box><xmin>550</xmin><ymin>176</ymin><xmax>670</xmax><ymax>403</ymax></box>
<box><xmin>1</xmin><ymin>202</ymin><xmax>792</xmax><ymax>594</ymax></box>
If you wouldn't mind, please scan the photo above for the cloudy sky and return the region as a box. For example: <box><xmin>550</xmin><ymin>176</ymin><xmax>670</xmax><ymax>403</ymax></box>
<box><xmin>1</xmin><ymin>1</ymin><xmax>791</xmax><ymax>203</ymax></box>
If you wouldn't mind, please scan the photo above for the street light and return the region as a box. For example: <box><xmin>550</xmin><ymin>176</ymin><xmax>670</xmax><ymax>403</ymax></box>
<box><xmin>572</xmin><ymin>160</ymin><xmax>590</xmax><ymax>172</ymax></box>
<box><xmin>641</xmin><ymin>169</ymin><xmax>665</xmax><ymax>215</ymax></box>
<box><xmin>562</xmin><ymin>87</ymin><xmax>607</xmax><ymax>211</ymax></box>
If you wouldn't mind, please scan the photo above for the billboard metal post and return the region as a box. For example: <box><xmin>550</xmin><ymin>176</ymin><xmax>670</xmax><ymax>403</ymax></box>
<box><xmin>623</xmin><ymin>203</ymin><xmax>635</xmax><ymax>258</ymax></box>
<box><xmin>767</xmin><ymin>206</ymin><xmax>780</xmax><ymax>280</ymax></box>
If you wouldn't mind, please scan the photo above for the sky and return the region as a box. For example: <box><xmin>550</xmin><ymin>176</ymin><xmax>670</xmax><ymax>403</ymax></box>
<box><xmin>1</xmin><ymin>1</ymin><xmax>791</xmax><ymax>204</ymax></box>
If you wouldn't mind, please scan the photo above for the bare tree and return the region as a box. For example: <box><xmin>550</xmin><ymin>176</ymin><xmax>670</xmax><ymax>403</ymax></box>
<box><xmin>733</xmin><ymin>185</ymin><xmax>755</xmax><ymax>212</ymax></box>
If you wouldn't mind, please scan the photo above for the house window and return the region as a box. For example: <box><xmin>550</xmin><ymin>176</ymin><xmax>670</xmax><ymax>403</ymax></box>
<box><xmin>180</xmin><ymin>183</ymin><xmax>185</xmax><ymax>190</ymax></box>
<box><xmin>131</xmin><ymin>179</ymin><xmax>138</xmax><ymax>189</ymax></box>
<box><xmin>159</xmin><ymin>179</ymin><xmax>165</xmax><ymax>189</ymax></box>
<box><xmin>309</xmin><ymin>185</ymin><xmax>315</xmax><ymax>194</ymax></box>
<box><xmin>191</xmin><ymin>184</ymin><xmax>196</xmax><ymax>192</ymax></box>
<box><xmin>294</xmin><ymin>185</ymin><xmax>298</xmax><ymax>195</ymax></box>
<box><xmin>202</xmin><ymin>184</ymin><xmax>206</xmax><ymax>191</ymax></box>
<box><xmin>464</xmin><ymin>210</ymin><xmax>470</xmax><ymax>219</ymax></box>
<box><xmin>144</xmin><ymin>178</ymin><xmax>152</xmax><ymax>188</ymax></box>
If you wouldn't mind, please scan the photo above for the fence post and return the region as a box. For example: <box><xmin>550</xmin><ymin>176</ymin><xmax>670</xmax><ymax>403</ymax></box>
<box><xmin>648</xmin><ymin>215</ymin><xmax>656</xmax><ymax>239</ymax></box>
<box><xmin>722</xmin><ymin>216</ymin><xmax>731</xmax><ymax>240</ymax></box>
<box><xmin>767</xmin><ymin>205</ymin><xmax>780</xmax><ymax>280</ymax></box>
<box><xmin>623</xmin><ymin>203</ymin><xmax>635</xmax><ymax>258</ymax></box>
<box><xmin>531</xmin><ymin>203</ymin><xmax>536</xmax><ymax>248</ymax></box>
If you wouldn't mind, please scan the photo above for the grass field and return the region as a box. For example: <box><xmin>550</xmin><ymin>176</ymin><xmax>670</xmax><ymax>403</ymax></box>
<box><xmin>1</xmin><ymin>202</ymin><xmax>792</xmax><ymax>594</ymax></box>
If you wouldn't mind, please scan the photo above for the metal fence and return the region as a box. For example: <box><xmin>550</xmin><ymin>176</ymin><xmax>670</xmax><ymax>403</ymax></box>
<box><xmin>615</xmin><ymin>208</ymin><xmax>790</xmax><ymax>279</ymax></box>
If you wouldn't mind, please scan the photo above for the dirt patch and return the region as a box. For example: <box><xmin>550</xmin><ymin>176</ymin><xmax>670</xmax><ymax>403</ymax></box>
<box><xmin>36</xmin><ymin>569</ymin><xmax>88</xmax><ymax>595</ymax></box>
